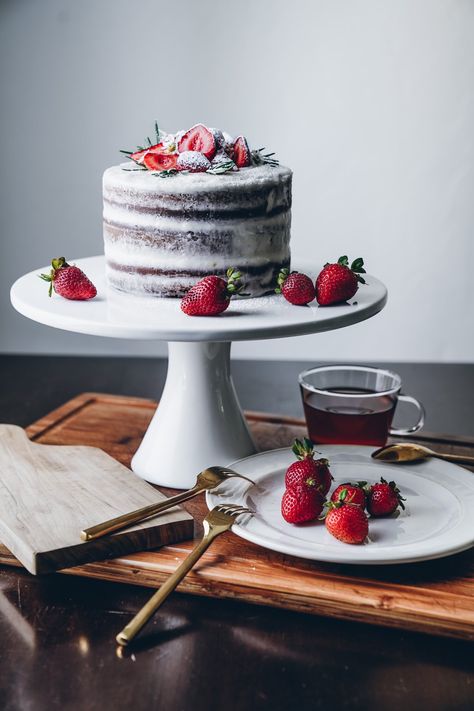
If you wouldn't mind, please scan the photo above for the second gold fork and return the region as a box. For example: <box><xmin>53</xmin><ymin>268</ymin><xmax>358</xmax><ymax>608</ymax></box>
<box><xmin>116</xmin><ymin>503</ymin><xmax>252</xmax><ymax>646</ymax></box>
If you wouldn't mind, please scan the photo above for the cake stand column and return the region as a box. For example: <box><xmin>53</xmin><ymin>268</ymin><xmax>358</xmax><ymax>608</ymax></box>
<box><xmin>131</xmin><ymin>341</ymin><xmax>257</xmax><ymax>488</ymax></box>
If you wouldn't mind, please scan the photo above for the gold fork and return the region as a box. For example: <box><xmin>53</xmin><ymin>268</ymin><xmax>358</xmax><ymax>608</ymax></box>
<box><xmin>80</xmin><ymin>467</ymin><xmax>253</xmax><ymax>541</ymax></box>
<box><xmin>116</xmin><ymin>503</ymin><xmax>252</xmax><ymax>646</ymax></box>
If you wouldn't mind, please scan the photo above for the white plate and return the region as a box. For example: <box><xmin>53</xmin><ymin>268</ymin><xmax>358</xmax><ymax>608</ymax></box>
<box><xmin>206</xmin><ymin>446</ymin><xmax>474</xmax><ymax>565</ymax></box>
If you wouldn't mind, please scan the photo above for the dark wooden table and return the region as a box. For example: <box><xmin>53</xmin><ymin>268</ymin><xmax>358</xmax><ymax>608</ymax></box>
<box><xmin>0</xmin><ymin>355</ymin><xmax>473</xmax><ymax>711</ymax></box>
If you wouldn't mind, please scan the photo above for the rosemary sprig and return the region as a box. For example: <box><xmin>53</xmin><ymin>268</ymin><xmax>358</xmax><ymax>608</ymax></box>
<box><xmin>251</xmin><ymin>147</ymin><xmax>279</xmax><ymax>167</ymax></box>
<box><xmin>119</xmin><ymin>120</ymin><xmax>163</xmax><ymax>163</ymax></box>
<box><xmin>207</xmin><ymin>160</ymin><xmax>235</xmax><ymax>175</ymax></box>
<box><xmin>121</xmin><ymin>166</ymin><xmax>147</xmax><ymax>171</ymax></box>
<box><xmin>153</xmin><ymin>169</ymin><xmax>179</xmax><ymax>178</ymax></box>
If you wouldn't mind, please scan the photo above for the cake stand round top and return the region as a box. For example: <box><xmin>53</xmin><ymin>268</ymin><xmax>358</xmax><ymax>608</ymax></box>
<box><xmin>10</xmin><ymin>255</ymin><xmax>387</xmax><ymax>342</ymax></box>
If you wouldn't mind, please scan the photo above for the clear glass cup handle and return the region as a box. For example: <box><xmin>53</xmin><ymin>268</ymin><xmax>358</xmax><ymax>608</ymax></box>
<box><xmin>389</xmin><ymin>394</ymin><xmax>425</xmax><ymax>436</ymax></box>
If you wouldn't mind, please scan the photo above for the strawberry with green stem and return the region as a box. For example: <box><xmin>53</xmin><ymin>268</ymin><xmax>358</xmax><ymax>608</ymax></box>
<box><xmin>181</xmin><ymin>268</ymin><xmax>245</xmax><ymax>316</ymax></box>
<box><xmin>39</xmin><ymin>257</ymin><xmax>97</xmax><ymax>301</ymax></box>
<box><xmin>285</xmin><ymin>437</ymin><xmax>333</xmax><ymax>495</ymax></box>
<box><xmin>322</xmin><ymin>488</ymin><xmax>369</xmax><ymax>544</ymax></box>
<box><xmin>276</xmin><ymin>269</ymin><xmax>315</xmax><ymax>306</ymax></box>
<box><xmin>366</xmin><ymin>477</ymin><xmax>405</xmax><ymax>517</ymax></box>
<box><xmin>315</xmin><ymin>256</ymin><xmax>366</xmax><ymax>306</ymax></box>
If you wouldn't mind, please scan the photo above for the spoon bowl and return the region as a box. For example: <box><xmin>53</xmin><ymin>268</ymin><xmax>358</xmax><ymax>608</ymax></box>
<box><xmin>372</xmin><ymin>442</ymin><xmax>474</xmax><ymax>467</ymax></box>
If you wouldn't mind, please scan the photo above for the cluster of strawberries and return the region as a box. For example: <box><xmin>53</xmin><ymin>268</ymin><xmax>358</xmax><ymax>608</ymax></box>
<box><xmin>37</xmin><ymin>252</ymin><xmax>367</xmax><ymax>310</ymax></box>
<box><xmin>125</xmin><ymin>123</ymin><xmax>255</xmax><ymax>174</ymax></box>
<box><xmin>281</xmin><ymin>438</ymin><xmax>405</xmax><ymax>545</ymax></box>
<box><xmin>276</xmin><ymin>256</ymin><xmax>366</xmax><ymax>306</ymax></box>
<box><xmin>38</xmin><ymin>253</ymin><xmax>367</xmax><ymax>309</ymax></box>
<box><xmin>180</xmin><ymin>255</ymin><xmax>366</xmax><ymax>316</ymax></box>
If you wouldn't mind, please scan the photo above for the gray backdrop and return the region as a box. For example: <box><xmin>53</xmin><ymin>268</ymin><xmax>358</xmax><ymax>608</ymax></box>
<box><xmin>1</xmin><ymin>0</ymin><xmax>473</xmax><ymax>361</ymax></box>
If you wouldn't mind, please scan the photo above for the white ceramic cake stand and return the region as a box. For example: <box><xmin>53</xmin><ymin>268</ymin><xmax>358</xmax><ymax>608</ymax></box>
<box><xmin>11</xmin><ymin>255</ymin><xmax>387</xmax><ymax>489</ymax></box>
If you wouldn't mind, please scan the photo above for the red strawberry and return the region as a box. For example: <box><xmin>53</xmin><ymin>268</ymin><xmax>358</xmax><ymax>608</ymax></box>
<box><xmin>130</xmin><ymin>142</ymin><xmax>166</xmax><ymax>165</ymax></box>
<box><xmin>130</xmin><ymin>147</ymin><xmax>150</xmax><ymax>165</ymax></box>
<box><xmin>181</xmin><ymin>268</ymin><xmax>244</xmax><ymax>316</ymax></box>
<box><xmin>233</xmin><ymin>136</ymin><xmax>251</xmax><ymax>168</ymax></box>
<box><xmin>39</xmin><ymin>257</ymin><xmax>97</xmax><ymax>300</ymax></box>
<box><xmin>323</xmin><ymin>494</ymin><xmax>369</xmax><ymax>544</ymax></box>
<box><xmin>285</xmin><ymin>438</ymin><xmax>333</xmax><ymax>495</ymax></box>
<box><xmin>176</xmin><ymin>151</ymin><xmax>211</xmax><ymax>173</ymax></box>
<box><xmin>281</xmin><ymin>484</ymin><xmax>325</xmax><ymax>524</ymax></box>
<box><xmin>143</xmin><ymin>152</ymin><xmax>178</xmax><ymax>171</ymax></box>
<box><xmin>331</xmin><ymin>482</ymin><xmax>367</xmax><ymax>509</ymax></box>
<box><xmin>276</xmin><ymin>268</ymin><xmax>315</xmax><ymax>305</ymax></box>
<box><xmin>315</xmin><ymin>256</ymin><xmax>366</xmax><ymax>306</ymax></box>
<box><xmin>178</xmin><ymin>124</ymin><xmax>217</xmax><ymax>160</ymax></box>
<box><xmin>366</xmin><ymin>477</ymin><xmax>405</xmax><ymax>517</ymax></box>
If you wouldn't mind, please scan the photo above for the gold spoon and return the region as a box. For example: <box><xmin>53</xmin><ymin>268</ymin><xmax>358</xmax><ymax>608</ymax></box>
<box><xmin>372</xmin><ymin>442</ymin><xmax>474</xmax><ymax>466</ymax></box>
<box><xmin>80</xmin><ymin>466</ymin><xmax>254</xmax><ymax>541</ymax></box>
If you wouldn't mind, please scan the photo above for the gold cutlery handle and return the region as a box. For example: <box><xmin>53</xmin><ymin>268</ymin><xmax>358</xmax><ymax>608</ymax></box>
<box><xmin>433</xmin><ymin>452</ymin><xmax>474</xmax><ymax>466</ymax></box>
<box><xmin>116</xmin><ymin>530</ymin><xmax>217</xmax><ymax>646</ymax></box>
<box><xmin>80</xmin><ymin>484</ymin><xmax>204</xmax><ymax>541</ymax></box>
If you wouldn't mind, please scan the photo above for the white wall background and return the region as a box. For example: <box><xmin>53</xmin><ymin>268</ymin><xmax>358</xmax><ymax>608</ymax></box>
<box><xmin>1</xmin><ymin>0</ymin><xmax>473</xmax><ymax>361</ymax></box>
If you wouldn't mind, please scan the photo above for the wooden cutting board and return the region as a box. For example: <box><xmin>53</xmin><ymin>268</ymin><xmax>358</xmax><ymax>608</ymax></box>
<box><xmin>0</xmin><ymin>392</ymin><xmax>473</xmax><ymax>640</ymax></box>
<box><xmin>0</xmin><ymin>424</ymin><xmax>193</xmax><ymax>574</ymax></box>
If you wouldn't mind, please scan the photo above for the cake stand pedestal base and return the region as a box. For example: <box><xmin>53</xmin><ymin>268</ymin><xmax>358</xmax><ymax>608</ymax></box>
<box><xmin>131</xmin><ymin>341</ymin><xmax>257</xmax><ymax>488</ymax></box>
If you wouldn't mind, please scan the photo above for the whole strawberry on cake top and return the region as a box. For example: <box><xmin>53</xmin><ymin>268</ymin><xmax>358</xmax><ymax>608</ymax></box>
<box><xmin>103</xmin><ymin>122</ymin><xmax>292</xmax><ymax>298</ymax></box>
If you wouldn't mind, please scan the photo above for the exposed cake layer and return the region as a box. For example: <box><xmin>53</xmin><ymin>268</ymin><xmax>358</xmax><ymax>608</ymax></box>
<box><xmin>103</xmin><ymin>163</ymin><xmax>292</xmax><ymax>297</ymax></box>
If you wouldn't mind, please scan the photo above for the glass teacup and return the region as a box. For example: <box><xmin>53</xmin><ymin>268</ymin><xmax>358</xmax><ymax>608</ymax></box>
<box><xmin>299</xmin><ymin>365</ymin><xmax>425</xmax><ymax>447</ymax></box>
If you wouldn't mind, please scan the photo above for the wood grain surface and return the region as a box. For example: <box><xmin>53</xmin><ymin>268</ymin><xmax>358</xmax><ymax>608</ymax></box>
<box><xmin>0</xmin><ymin>392</ymin><xmax>472</xmax><ymax>639</ymax></box>
<box><xmin>0</xmin><ymin>423</ymin><xmax>193</xmax><ymax>574</ymax></box>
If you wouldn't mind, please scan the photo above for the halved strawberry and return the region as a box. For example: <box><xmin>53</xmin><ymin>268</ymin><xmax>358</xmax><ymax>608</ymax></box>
<box><xmin>130</xmin><ymin>148</ymin><xmax>150</xmax><ymax>165</ymax></box>
<box><xmin>178</xmin><ymin>124</ymin><xmax>217</xmax><ymax>160</ymax></box>
<box><xmin>143</xmin><ymin>152</ymin><xmax>178</xmax><ymax>171</ymax></box>
<box><xmin>130</xmin><ymin>142</ymin><xmax>165</xmax><ymax>165</ymax></box>
<box><xmin>233</xmin><ymin>136</ymin><xmax>251</xmax><ymax>168</ymax></box>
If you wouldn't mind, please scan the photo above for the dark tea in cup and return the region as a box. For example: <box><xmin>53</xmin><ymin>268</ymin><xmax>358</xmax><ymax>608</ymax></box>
<box><xmin>299</xmin><ymin>366</ymin><xmax>424</xmax><ymax>447</ymax></box>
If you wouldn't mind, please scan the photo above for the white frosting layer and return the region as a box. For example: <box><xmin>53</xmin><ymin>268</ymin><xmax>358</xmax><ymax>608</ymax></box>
<box><xmin>102</xmin><ymin>161</ymin><xmax>292</xmax><ymax>297</ymax></box>
<box><xmin>104</xmin><ymin>162</ymin><xmax>291</xmax><ymax>195</ymax></box>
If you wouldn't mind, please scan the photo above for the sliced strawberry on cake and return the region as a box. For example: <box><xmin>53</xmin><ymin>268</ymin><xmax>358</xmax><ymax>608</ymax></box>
<box><xmin>143</xmin><ymin>152</ymin><xmax>178</xmax><ymax>171</ymax></box>
<box><xmin>177</xmin><ymin>124</ymin><xmax>217</xmax><ymax>160</ymax></box>
<box><xmin>233</xmin><ymin>136</ymin><xmax>251</xmax><ymax>167</ymax></box>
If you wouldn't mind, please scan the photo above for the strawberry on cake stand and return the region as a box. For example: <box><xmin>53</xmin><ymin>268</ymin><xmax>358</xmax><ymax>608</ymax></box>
<box><xmin>10</xmin><ymin>255</ymin><xmax>387</xmax><ymax>488</ymax></box>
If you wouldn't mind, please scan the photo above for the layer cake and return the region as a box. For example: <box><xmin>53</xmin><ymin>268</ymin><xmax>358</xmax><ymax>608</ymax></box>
<box><xmin>103</xmin><ymin>124</ymin><xmax>292</xmax><ymax>298</ymax></box>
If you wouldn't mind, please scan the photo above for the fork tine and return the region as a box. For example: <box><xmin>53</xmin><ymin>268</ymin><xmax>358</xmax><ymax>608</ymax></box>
<box><xmin>226</xmin><ymin>471</ymin><xmax>255</xmax><ymax>485</ymax></box>
<box><xmin>215</xmin><ymin>504</ymin><xmax>252</xmax><ymax>516</ymax></box>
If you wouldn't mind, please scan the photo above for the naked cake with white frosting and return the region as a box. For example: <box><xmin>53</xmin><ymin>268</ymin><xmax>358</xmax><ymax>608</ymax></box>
<box><xmin>103</xmin><ymin>123</ymin><xmax>292</xmax><ymax>297</ymax></box>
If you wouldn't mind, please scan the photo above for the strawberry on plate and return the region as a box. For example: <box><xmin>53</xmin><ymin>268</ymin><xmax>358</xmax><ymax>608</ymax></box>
<box><xmin>330</xmin><ymin>482</ymin><xmax>367</xmax><ymax>509</ymax></box>
<box><xmin>315</xmin><ymin>256</ymin><xmax>366</xmax><ymax>306</ymax></box>
<box><xmin>366</xmin><ymin>477</ymin><xmax>405</xmax><ymax>517</ymax></box>
<box><xmin>178</xmin><ymin>124</ymin><xmax>217</xmax><ymax>161</ymax></box>
<box><xmin>181</xmin><ymin>268</ymin><xmax>244</xmax><ymax>316</ymax></box>
<box><xmin>281</xmin><ymin>483</ymin><xmax>325</xmax><ymax>524</ymax></box>
<box><xmin>276</xmin><ymin>268</ymin><xmax>315</xmax><ymax>305</ymax></box>
<box><xmin>285</xmin><ymin>438</ymin><xmax>333</xmax><ymax>495</ymax></box>
<box><xmin>39</xmin><ymin>257</ymin><xmax>97</xmax><ymax>300</ymax></box>
<box><xmin>323</xmin><ymin>491</ymin><xmax>369</xmax><ymax>544</ymax></box>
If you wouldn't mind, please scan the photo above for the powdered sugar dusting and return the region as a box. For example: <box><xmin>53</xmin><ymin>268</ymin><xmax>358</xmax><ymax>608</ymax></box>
<box><xmin>176</xmin><ymin>151</ymin><xmax>211</xmax><ymax>172</ymax></box>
